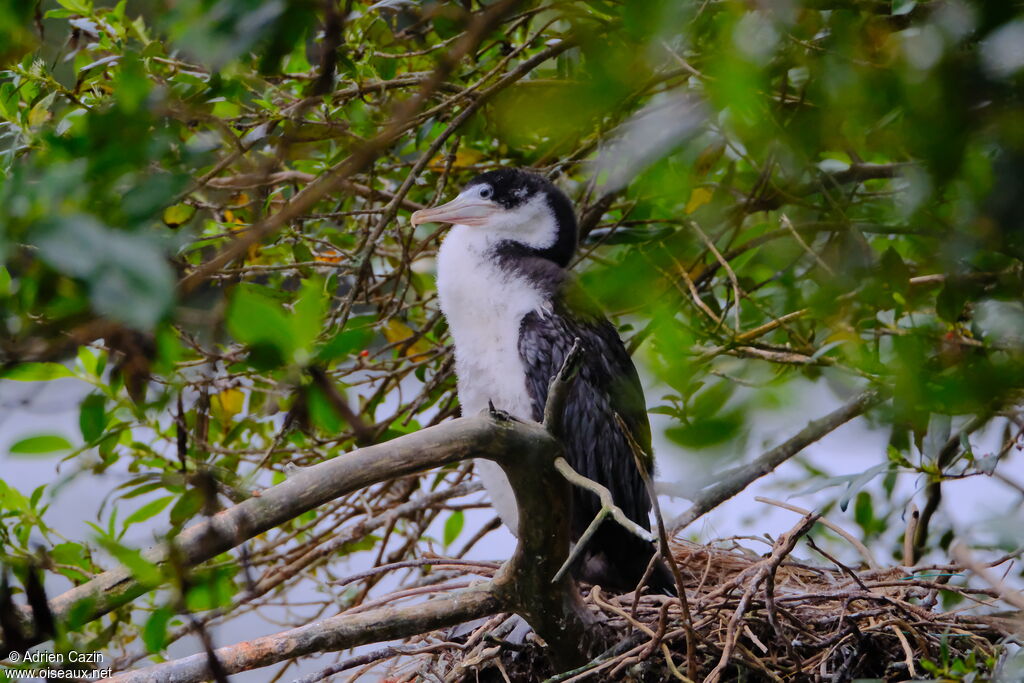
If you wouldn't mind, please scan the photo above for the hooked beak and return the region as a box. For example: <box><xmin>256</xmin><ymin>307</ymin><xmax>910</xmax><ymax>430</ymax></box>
<box><xmin>410</xmin><ymin>194</ymin><xmax>499</xmax><ymax>227</ymax></box>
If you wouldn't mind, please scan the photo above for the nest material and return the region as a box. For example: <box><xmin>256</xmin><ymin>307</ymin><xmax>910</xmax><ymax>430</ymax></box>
<box><xmin>351</xmin><ymin>527</ymin><xmax>1021</xmax><ymax>682</ymax></box>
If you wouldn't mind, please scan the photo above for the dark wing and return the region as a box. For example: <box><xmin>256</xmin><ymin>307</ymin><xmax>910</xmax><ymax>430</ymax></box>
<box><xmin>518</xmin><ymin>290</ymin><xmax>654</xmax><ymax>537</ymax></box>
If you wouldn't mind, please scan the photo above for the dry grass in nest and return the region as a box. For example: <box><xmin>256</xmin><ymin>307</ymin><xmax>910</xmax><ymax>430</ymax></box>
<box><xmin>326</xmin><ymin>515</ymin><xmax>1022</xmax><ymax>682</ymax></box>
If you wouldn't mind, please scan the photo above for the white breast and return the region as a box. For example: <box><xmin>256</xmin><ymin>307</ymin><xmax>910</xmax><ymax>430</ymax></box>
<box><xmin>437</xmin><ymin>225</ymin><xmax>548</xmax><ymax>535</ymax></box>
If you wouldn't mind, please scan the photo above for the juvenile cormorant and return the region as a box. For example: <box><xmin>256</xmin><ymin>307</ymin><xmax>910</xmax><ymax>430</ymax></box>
<box><xmin>412</xmin><ymin>168</ymin><xmax>672</xmax><ymax>593</ymax></box>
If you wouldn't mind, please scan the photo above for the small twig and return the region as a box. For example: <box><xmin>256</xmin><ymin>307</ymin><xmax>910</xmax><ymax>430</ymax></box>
<box><xmin>914</xmin><ymin>415</ymin><xmax>989</xmax><ymax>560</ymax></box>
<box><xmin>541</xmin><ymin>633</ymin><xmax>646</xmax><ymax>683</ymax></box>
<box><xmin>951</xmin><ymin>543</ymin><xmax>1024</xmax><ymax>611</ymax></box>
<box><xmin>903</xmin><ymin>502</ymin><xmax>920</xmax><ymax>568</ymax></box>
<box><xmin>292</xmin><ymin>642</ymin><xmax>460</xmax><ymax>683</ymax></box>
<box><xmin>780</xmin><ymin>213</ymin><xmax>834</xmax><ymax>275</ymax></box>
<box><xmin>805</xmin><ymin>536</ymin><xmax>869</xmax><ymax>591</ymax></box>
<box><xmin>690</xmin><ymin>220</ymin><xmax>743</xmax><ymax>330</ymax></box>
<box><xmin>589</xmin><ymin>588</ymin><xmax>690</xmax><ymax>682</ymax></box>
<box><xmin>756</xmin><ymin>497</ymin><xmax>880</xmax><ymax>570</ymax></box>
<box><xmin>616</xmin><ymin>412</ymin><xmax>699</xmax><ymax>681</ymax></box>
<box><xmin>890</xmin><ymin>624</ymin><xmax>919</xmax><ymax>678</ymax></box>
<box><xmin>551</xmin><ymin>457</ymin><xmax>655</xmax><ymax>583</ymax></box>
<box><xmin>704</xmin><ymin>513</ymin><xmax>819</xmax><ymax>683</ymax></box>
<box><xmin>331</xmin><ymin>557</ymin><xmax>500</xmax><ymax>588</ymax></box>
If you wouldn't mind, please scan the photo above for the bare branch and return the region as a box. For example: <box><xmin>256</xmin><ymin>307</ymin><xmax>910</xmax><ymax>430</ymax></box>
<box><xmin>106</xmin><ymin>587</ymin><xmax>499</xmax><ymax>683</ymax></box>
<box><xmin>9</xmin><ymin>415</ymin><xmax>556</xmax><ymax>649</ymax></box>
<box><xmin>177</xmin><ymin>0</ymin><xmax>523</xmax><ymax>295</ymax></box>
<box><xmin>669</xmin><ymin>389</ymin><xmax>885</xmax><ymax>533</ymax></box>
<box><xmin>551</xmin><ymin>457</ymin><xmax>654</xmax><ymax>582</ymax></box>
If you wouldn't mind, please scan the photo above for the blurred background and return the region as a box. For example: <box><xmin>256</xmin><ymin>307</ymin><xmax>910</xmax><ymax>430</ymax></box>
<box><xmin>2</xmin><ymin>0</ymin><xmax>1023</xmax><ymax>680</ymax></box>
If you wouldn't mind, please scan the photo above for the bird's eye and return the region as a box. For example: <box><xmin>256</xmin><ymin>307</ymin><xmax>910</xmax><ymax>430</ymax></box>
<box><xmin>479</xmin><ymin>186</ymin><xmax>493</xmax><ymax>200</ymax></box>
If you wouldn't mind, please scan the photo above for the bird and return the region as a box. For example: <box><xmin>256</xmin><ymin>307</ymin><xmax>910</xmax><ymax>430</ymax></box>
<box><xmin>411</xmin><ymin>167</ymin><xmax>674</xmax><ymax>594</ymax></box>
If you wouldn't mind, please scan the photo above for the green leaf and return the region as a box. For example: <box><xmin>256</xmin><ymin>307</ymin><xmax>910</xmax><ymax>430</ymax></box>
<box><xmin>57</xmin><ymin>0</ymin><xmax>92</xmax><ymax>13</ymax></box>
<box><xmin>936</xmin><ymin>278</ymin><xmax>969</xmax><ymax>323</ymax></box>
<box><xmin>893</xmin><ymin>0</ymin><xmax>916</xmax><ymax>16</ymax></box>
<box><xmin>79</xmin><ymin>393</ymin><xmax>106</xmax><ymax>442</ymax></box>
<box><xmin>10</xmin><ymin>434</ymin><xmax>74</xmax><ymax>455</ymax></box>
<box><xmin>32</xmin><ymin>215</ymin><xmax>174</xmax><ymax>330</ymax></box>
<box><xmin>338</xmin><ymin>534</ymin><xmax>380</xmax><ymax>555</ymax></box>
<box><xmin>0</xmin><ymin>480</ymin><xmax>31</xmax><ymax>512</ymax></box>
<box><xmin>665</xmin><ymin>412</ymin><xmax>743</xmax><ymax>449</ymax></box>
<box><xmin>162</xmin><ymin>203</ymin><xmax>196</xmax><ymax>228</ymax></box>
<box><xmin>96</xmin><ymin>538</ymin><xmax>162</xmax><ymax>587</ymax></box>
<box><xmin>143</xmin><ymin>607</ymin><xmax>173</xmax><ymax>653</ymax></box>
<box><xmin>853</xmin><ymin>491</ymin><xmax>873</xmax><ymax>530</ymax></box>
<box><xmin>185</xmin><ymin>567</ymin><xmax>237</xmax><ymax>611</ymax></box>
<box><xmin>316</xmin><ymin>316</ymin><xmax>376</xmax><ymax>361</ymax></box>
<box><xmin>28</xmin><ymin>91</ymin><xmax>55</xmax><ymax>127</ymax></box>
<box><xmin>0</xmin><ymin>362</ymin><xmax>75</xmax><ymax>381</ymax></box>
<box><xmin>0</xmin><ymin>266</ymin><xmax>10</xmax><ymax>295</ymax></box>
<box><xmin>307</xmin><ymin>384</ymin><xmax>344</xmax><ymax>434</ymax></box>
<box><xmin>443</xmin><ymin>510</ymin><xmax>464</xmax><ymax>546</ymax></box>
<box><xmin>880</xmin><ymin>247</ymin><xmax>910</xmax><ymax>294</ymax></box>
<box><xmin>690</xmin><ymin>381</ymin><xmax>735</xmax><ymax>419</ymax></box>
<box><xmin>123</xmin><ymin>496</ymin><xmax>174</xmax><ymax>529</ymax></box>
<box><xmin>51</xmin><ymin>542</ymin><xmax>91</xmax><ymax>581</ymax></box>
<box><xmin>292</xmin><ymin>277</ymin><xmax>326</xmax><ymax>355</ymax></box>
<box><xmin>169</xmin><ymin>489</ymin><xmax>204</xmax><ymax>527</ymax></box>
<box><xmin>227</xmin><ymin>284</ymin><xmax>296</xmax><ymax>366</ymax></box>
<box><xmin>77</xmin><ymin>346</ymin><xmax>99</xmax><ymax>376</ymax></box>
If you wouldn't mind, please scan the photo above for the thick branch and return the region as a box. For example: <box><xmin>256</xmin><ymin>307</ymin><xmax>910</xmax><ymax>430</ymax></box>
<box><xmin>12</xmin><ymin>406</ymin><xmax>596</xmax><ymax>679</ymax></box>
<box><xmin>9</xmin><ymin>414</ymin><xmax>556</xmax><ymax>649</ymax></box>
<box><xmin>669</xmin><ymin>388</ymin><xmax>885</xmax><ymax>533</ymax></box>
<box><xmin>106</xmin><ymin>587</ymin><xmax>499</xmax><ymax>683</ymax></box>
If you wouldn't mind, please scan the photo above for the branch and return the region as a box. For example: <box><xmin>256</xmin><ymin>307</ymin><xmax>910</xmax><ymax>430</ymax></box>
<box><xmin>951</xmin><ymin>544</ymin><xmax>1024</xmax><ymax>612</ymax></box>
<box><xmin>204</xmin><ymin>173</ymin><xmax>426</xmax><ymax>211</ymax></box>
<box><xmin>106</xmin><ymin>587</ymin><xmax>499</xmax><ymax>683</ymax></box>
<box><xmin>755</xmin><ymin>496</ymin><xmax>879</xmax><ymax>570</ymax></box>
<box><xmin>8</xmin><ymin>415</ymin><xmax>556</xmax><ymax>649</ymax></box>
<box><xmin>13</xmin><ymin>404</ymin><xmax>595</xmax><ymax>679</ymax></box>
<box><xmin>551</xmin><ymin>457</ymin><xmax>654</xmax><ymax>583</ymax></box>
<box><xmin>744</xmin><ymin>162</ymin><xmax>906</xmax><ymax>214</ymax></box>
<box><xmin>307</xmin><ymin>366</ymin><xmax>376</xmax><ymax>445</ymax></box>
<box><xmin>668</xmin><ymin>388</ymin><xmax>885</xmax><ymax>533</ymax></box>
<box><xmin>177</xmin><ymin>0</ymin><xmax>522</xmax><ymax>295</ymax></box>
<box><xmin>913</xmin><ymin>414</ymin><xmax>988</xmax><ymax>561</ymax></box>
<box><xmin>704</xmin><ymin>513</ymin><xmax>819</xmax><ymax>683</ymax></box>
<box><xmin>543</xmin><ymin>338</ymin><xmax>583</xmax><ymax>437</ymax></box>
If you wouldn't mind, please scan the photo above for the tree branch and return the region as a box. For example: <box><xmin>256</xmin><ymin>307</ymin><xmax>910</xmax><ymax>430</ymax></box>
<box><xmin>8</xmin><ymin>414</ymin><xmax>557</xmax><ymax>649</ymax></box>
<box><xmin>543</xmin><ymin>338</ymin><xmax>583</xmax><ymax>437</ymax></box>
<box><xmin>551</xmin><ymin>458</ymin><xmax>654</xmax><ymax>583</ymax></box>
<box><xmin>177</xmin><ymin>0</ymin><xmax>522</xmax><ymax>295</ymax></box>
<box><xmin>106</xmin><ymin>586</ymin><xmax>499</xmax><ymax>683</ymax></box>
<box><xmin>12</xmin><ymin>406</ymin><xmax>597</xmax><ymax>678</ymax></box>
<box><xmin>668</xmin><ymin>388</ymin><xmax>885</xmax><ymax>533</ymax></box>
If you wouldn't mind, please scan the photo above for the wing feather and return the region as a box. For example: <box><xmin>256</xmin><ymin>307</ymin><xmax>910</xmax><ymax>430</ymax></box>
<box><xmin>518</xmin><ymin>294</ymin><xmax>653</xmax><ymax>540</ymax></box>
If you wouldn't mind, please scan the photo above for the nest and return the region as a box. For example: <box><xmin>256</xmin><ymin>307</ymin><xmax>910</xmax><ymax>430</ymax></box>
<box><xmin>332</xmin><ymin>520</ymin><xmax>1022</xmax><ymax>682</ymax></box>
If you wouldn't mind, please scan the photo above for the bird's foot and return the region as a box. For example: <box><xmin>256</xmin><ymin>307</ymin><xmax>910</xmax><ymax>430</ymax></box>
<box><xmin>486</xmin><ymin>400</ymin><xmax>518</xmax><ymax>423</ymax></box>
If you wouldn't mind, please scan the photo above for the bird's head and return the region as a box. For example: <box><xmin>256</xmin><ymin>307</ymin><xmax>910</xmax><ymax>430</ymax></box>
<box><xmin>411</xmin><ymin>168</ymin><xmax>577</xmax><ymax>267</ymax></box>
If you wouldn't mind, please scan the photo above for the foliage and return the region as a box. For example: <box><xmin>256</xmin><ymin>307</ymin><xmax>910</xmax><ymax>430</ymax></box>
<box><xmin>1</xmin><ymin>0</ymin><xmax>1023</xmax><ymax>679</ymax></box>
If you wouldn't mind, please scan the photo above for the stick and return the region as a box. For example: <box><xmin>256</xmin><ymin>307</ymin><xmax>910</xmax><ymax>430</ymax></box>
<box><xmin>669</xmin><ymin>389</ymin><xmax>884</xmax><ymax>533</ymax></box>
